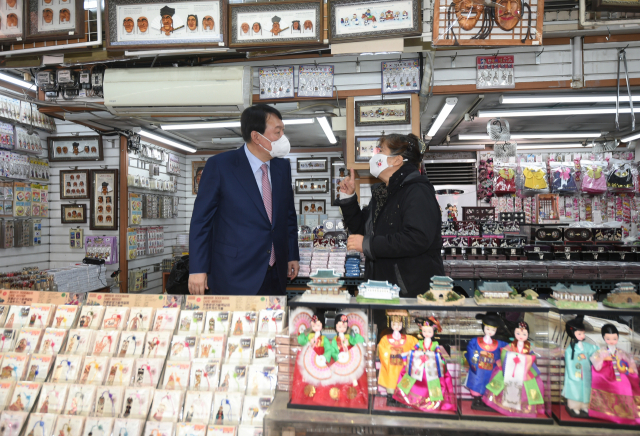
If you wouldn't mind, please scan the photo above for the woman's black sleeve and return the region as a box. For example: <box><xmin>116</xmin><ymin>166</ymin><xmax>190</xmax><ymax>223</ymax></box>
<box><xmin>337</xmin><ymin>195</ymin><xmax>368</xmax><ymax>236</ymax></box>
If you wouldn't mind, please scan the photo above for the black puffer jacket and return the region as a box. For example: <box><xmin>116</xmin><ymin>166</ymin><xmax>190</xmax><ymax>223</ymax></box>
<box><xmin>338</xmin><ymin>163</ymin><xmax>444</xmax><ymax>297</ymax></box>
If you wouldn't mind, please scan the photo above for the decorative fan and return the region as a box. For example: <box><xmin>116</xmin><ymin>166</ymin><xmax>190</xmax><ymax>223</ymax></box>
<box><xmin>487</xmin><ymin>118</ymin><xmax>511</xmax><ymax>142</ymax></box>
<box><xmin>289</xmin><ymin>307</ymin><xmax>314</xmax><ymax>337</ymax></box>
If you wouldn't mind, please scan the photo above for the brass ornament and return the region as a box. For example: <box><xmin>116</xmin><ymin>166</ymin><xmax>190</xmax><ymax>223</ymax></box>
<box><xmin>329</xmin><ymin>387</ymin><xmax>340</xmax><ymax>400</ymax></box>
<box><xmin>347</xmin><ymin>386</ymin><xmax>358</xmax><ymax>400</ymax></box>
<box><xmin>304</xmin><ymin>385</ymin><xmax>316</xmax><ymax>398</ymax></box>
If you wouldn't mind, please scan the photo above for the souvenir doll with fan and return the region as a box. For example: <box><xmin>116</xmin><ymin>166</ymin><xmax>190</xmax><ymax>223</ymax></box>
<box><xmin>392</xmin><ymin>317</ymin><xmax>456</xmax><ymax>412</ymax></box>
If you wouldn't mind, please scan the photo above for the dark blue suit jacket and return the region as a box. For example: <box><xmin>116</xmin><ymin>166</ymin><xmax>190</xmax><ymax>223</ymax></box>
<box><xmin>189</xmin><ymin>146</ymin><xmax>300</xmax><ymax>295</ymax></box>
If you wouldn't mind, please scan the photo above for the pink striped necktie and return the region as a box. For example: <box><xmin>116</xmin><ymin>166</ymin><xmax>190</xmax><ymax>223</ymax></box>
<box><xmin>261</xmin><ymin>164</ymin><xmax>276</xmax><ymax>266</ymax></box>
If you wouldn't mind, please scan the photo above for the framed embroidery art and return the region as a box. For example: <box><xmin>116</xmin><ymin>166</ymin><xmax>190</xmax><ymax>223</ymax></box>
<box><xmin>0</xmin><ymin>0</ymin><xmax>25</xmax><ymax>43</ymax></box>
<box><xmin>60</xmin><ymin>169</ymin><xmax>90</xmax><ymax>200</ymax></box>
<box><xmin>328</xmin><ymin>0</ymin><xmax>421</xmax><ymax>44</ymax></box>
<box><xmin>105</xmin><ymin>0</ymin><xmax>227</xmax><ymax>50</ymax></box>
<box><xmin>90</xmin><ymin>169</ymin><xmax>118</xmax><ymax>231</ymax></box>
<box><xmin>354</xmin><ymin>98</ymin><xmax>411</xmax><ymax>127</ymax></box>
<box><xmin>26</xmin><ymin>0</ymin><xmax>86</xmax><ymax>42</ymax></box>
<box><xmin>48</xmin><ymin>136</ymin><xmax>103</xmax><ymax>162</ymax></box>
<box><xmin>228</xmin><ymin>0</ymin><xmax>323</xmax><ymax>49</ymax></box>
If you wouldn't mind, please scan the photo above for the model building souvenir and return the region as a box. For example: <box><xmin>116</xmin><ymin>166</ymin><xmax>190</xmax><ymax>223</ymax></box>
<box><xmin>289</xmin><ymin>307</ymin><xmax>314</xmax><ymax>339</ymax></box>
<box><xmin>356</xmin><ymin>280</ymin><xmax>400</xmax><ymax>303</ymax></box>
<box><xmin>78</xmin><ymin>356</ymin><xmax>109</xmax><ymax>385</ymax></box>
<box><xmin>94</xmin><ymin>386</ymin><xmax>124</xmax><ymax>417</ymax></box>
<box><xmin>178</xmin><ymin>311</ymin><xmax>205</xmax><ymax>335</ymax></box>
<box><xmin>149</xmin><ymin>389</ymin><xmax>184</xmax><ymax>422</ymax></box>
<box><xmin>253</xmin><ymin>337</ymin><xmax>276</xmax><ymax>362</ymax></box>
<box><xmin>246</xmin><ymin>365</ymin><xmax>277</xmax><ymax>396</ymax></box>
<box><xmin>183</xmin><ymin>391</ymin><xmax>214</xmax><ymax>423</ymax></box>
<box><xmin>169</xmin><ymin>336</ymin><xmax>197</xmax><ymax>361</ymax></box>
<box><xmin>299</xmin><ymin>269</ymin><xmax>349</xmax><ymax>303</ymax></box>
<box><xmin>257</xmin><ymin>309</ymin><xmax>285</xmax><ymax>335</ymax></box>
<box><xmin>4</xmin><ymin>305</ymin><xmax>31</xmax><ymax>329</ymax></box>
<box><xmin>64</xmin><ymin>385</ymin><xmax>98</xmax><ymax>416</ymax></box>
<box><xmin>105</xmin><ymin>357</ymin><xmax>134</xmax><ymax>387</ymax></box>
<box><xmin>77</xmin><ymin>306</ymin><xmax>105</xmax><ymax>330</ymax></box>
<box><xmin>27</xmin><ymin>413</ymin><xmax>59</xmax><ymax>436</ymax></box>
<box><xmin>153</xmin><ymin>308</ymin><xmax>180</xmax><ymax>332</ymax></box>
<box><xmin>133</xmin><ymin>358</ymin><xmax>164</xmax><ymax>387</ymax></box>
<box><xmin>482</xmin><ymin>321</ymin><xmax>545</xmax><ymax>417</ymax></box>
<box><xmin>102</xmin><ymin>307</ymin><xmax>130</xmax><ymax>331</ymax></box>
<box><xmin>1</xmin><ymin>353</ymin><xmax>29</xmax><ymax>380</ymax></box>
<box><xmin>127</xmin><ymin>307</ymin><xmax>155</xmax><ymax>332</ymax></box>
<box><xmin>377</xmin><ymin>310</ymin><xmax>418</xmax><ymax>401</ymax></box>
<box><xmin>121</xmin><ymin>387</ymin><xmax>152</xmax><ymax>419</ymax></box>
<box><xmin>418</xmin><ymin>276</ymin><xmax>464</xmax><ymax>306</ymax></box>
<box><xmin>603</xmin><ymin>282</ymin><xmax>640</xmax><ymax>308</ymax></box>
<box><xmin>39</xmin><ymin>328</ymin><xmax>67</xmax><ymax>355</ymax></box>
<box><xmin>197</xmin><ymin>334</ymin><xmax>226</xmax><ymax>361</ymax></box>
<box><xmin>291</xmin><ymin>314</ymin><xmax>368</xmax><ymax>410</ymax></box>
<box><xmin>212</xmin><ymin>391</ymin><xmax>243</xmax><ymax>425</ymax></box>
<box><xmin>82</xmin><ymin>417</ymin><xmax>115</xmax><ymax>436</ymax></box>
<box><xmin>190</xmin><ymin>359</ymin><xmax>220</xmax><ymax>391</ymax></box>
<box><xmin>549</xmin><ymin>284</ymin><xmax>597</xmax><ymax>308</ymax></box>
<box><xmin>14</xmin><ymin>327</ymin><xmax>43</xmax><ymax>353</ymax></box>
<box><xmin>117</xmin><ymin>333</ymin><xmax>146</xmax><ymax>358</ymax></box>
<box><xmin>92</xmin><ymin>331</ymin><xmax>121</xmax><ymax>356</ymax></box>
<box><xmin>230</xmin><ymin>312</ymin><xmax>257</xmax><ymax>336</ymax></box>
<box><xmin>204</xmin><ymin>311</ymin><xmax>231</xmax><ymax>334</ymax></box>
<box><xmin>112</xmin><ymin>418</ymin><xmax>144</xmax><ymax>436</ymax></box>
<box><xmin>37</xmin><ymin>383</ymin><xmax>69</xmax><ymax>414</ymax></box>
<box><xmin>7</xmin><ymin>381</ymin><xmax>41</xmax><ymax>412</ymax></box>
<box><xmin>50</xmin><ymin>355</ymin><xmax>83</xmax><ymax>384</ymax></box>
<box><xmin>144</xmin><ymin>331</ymin><xmax>172</xmax><ymax>359</ymax></box>
<box><xmin>163</xmin><ymin>361</ymin><xmax>190</xmax><ymax>390</ymax></box>
<box><xmin>475</xmin><ymin>282</ymin><xmax>541</xmax><ymax>306</ymax></box>
<box><xmin>25</xmin><ymin>354</ymin><xmax>54</xmax><ymax>382</ymax></box>
<box><xmin>66</xmin><ymin>330</ymin><xmax>95</xmax><ymax>355</ymax></box>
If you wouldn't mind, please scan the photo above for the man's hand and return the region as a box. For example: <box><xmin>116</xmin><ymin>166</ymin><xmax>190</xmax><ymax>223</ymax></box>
<box><xmin>339</xmin><ymin>168</ymin><xmax>356</xmax><ymax>196</ymax></box>
<box><xmin>188</xmin><ymin>273</ymin><xmax>208</xmax><ymax>295</ymax></box>
<box><xmin>287</xmin><ymin>261</ymin><xmax>300</xmax><ymax>280</ymax></box>
<box><xmin>347</xmin><ymin>234</ymin><xmax>364</xmax><ymax>253</ymax></box>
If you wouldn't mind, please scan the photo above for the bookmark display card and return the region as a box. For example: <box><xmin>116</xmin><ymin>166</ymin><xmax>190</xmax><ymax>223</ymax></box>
<box><xmin>64</xmin><ymin>384</ymin><xmax>98</xmax><ymax>416</ymax></box>
<box><xmin>53</xmin><ymin>306</ymin><xmax>80</xmax><ymax>330</ymax></box>
<box><xmin>218</xmin><ymin>364</ymin><xmax>247</xmax><ymax>393</ymax></box>
<box><xmin>105</xmin><ymin>357</ymin><xmax>135</xmax><ymax>387</ymax></box>
<box><xmin>77</xmin><ymin>306</ymin><xmax>105</xmax><ymax>330</ymax></box>
<box><xmin>50</xmin><ymin>354</ymin><xmax>83</xmax><ymax>384</ymax></box>
<box><xmin>102</xmin><ymin>307</ymin><xmax>130</xmax><ymax>331</ymax></box>
<box><xmin>133</xmin><ymin>358</ymin><xmax>164</xmax><ymax>388</ymax></box>
<box><xmin>189</xmin><ymin>359</ymin><xmax>220</xmax><ymax>392</ymax></box>
<box><xmin>163</xmin><ymin>361</ymin><xmax>191</xmax><ymax>391</ymax></box>
<box><xmin>126</xmin><ymin>308</ymin><xmax>155</xmax><ymax>332</ymax></box>
<box><xmin>152</xmin><ymin>308</ymin><xmax>180</xmax><ymax>332</ymax></box>
<box><xmin>204</xmin><ymin>311</ymin><xmax>231</xmax><ymax>334</ymax></box>
<box><xmin>25</xmin><ymin>354</ymin><xmax>54</xmax><ymax>383</ymax></box>
<box><xmin>230</xmin><ymin>312</ymin><xmax>257</xmax><ymax>336</ymax></box>
<box><xmin>117</xmin><ymin>333</ymin><xmax>146</xmax><ymax>358</ymax></box>
<box><xmin>78</xmin><ymin>356</ymin><xmax>110</xmax><ymax>385</ymax></box>
<box><xmin>39</xmin><ymin>328</ymin><xmax>67</xmax><ymax>355</ymax></box>
<box><xmin>66</xmin><ymin>330</ymin><xmax>95</xmax><ymax>355</ymax></box>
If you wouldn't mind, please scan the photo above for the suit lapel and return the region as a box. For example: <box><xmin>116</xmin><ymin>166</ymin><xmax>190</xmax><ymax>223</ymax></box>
<box><xmin>232</xmin><ymin>147</ymin><xmax>269</xmax><ymax>223</ymax></box>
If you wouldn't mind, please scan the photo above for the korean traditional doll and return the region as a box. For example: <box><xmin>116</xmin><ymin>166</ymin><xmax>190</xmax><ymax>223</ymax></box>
<box><xmin>562</xmin><ymin>315</ymin><xmax>598</xmax><ymax>418</ymax></box>
<box><xmin>588</xmin><ymin>324</ymin><xmax>640</xmax><ymax>425</ymax></box>
<box><xmin>393</xmin><ymin>317</ymin><xmax>456</xmax><ymax>412</ymax></box>
<box><xmin>377</xmin><ymin>310</ymin><xmax>418</xmax><ymax>404</ymax></box>
<box><xmin>465</xmin><ymin>312</ymin><xmax>508</xmax><ymax>411</ymax></box>
<box><xmin>483</xmin><ymin>321</ymin><xmax>545</xmax><ymax>417</ymax></box>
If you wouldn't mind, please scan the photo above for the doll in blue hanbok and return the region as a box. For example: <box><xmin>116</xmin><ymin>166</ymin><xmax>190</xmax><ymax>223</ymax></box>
<box><xmin>562</xmin><ymin>315</ymin><xmax>598</xmax><ymax>418</ymax></box>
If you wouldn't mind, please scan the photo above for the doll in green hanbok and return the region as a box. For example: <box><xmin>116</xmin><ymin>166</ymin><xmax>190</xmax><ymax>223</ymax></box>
<box><xmin>562</xmin><ymin>315</ymin><xmax>598</xmax><ymax>418</ymax></box>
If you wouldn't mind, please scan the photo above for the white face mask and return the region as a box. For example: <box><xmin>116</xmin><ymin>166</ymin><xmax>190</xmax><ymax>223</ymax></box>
<box><xmin>258</xmin><ymin>133</ymin><xmax>290</xmax><ymax>158</ymax></box>
<box><xmin>369</xmin><ymin>153</ymin><xmax>406</xmax><ymax>178</ymax></box>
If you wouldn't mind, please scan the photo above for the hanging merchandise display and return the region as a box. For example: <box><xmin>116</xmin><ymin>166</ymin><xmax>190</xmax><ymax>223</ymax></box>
<box><xmin>550</xmin><ymin>162</ymin><xmax>578</xmax><ymax>194</ymax></box>
<box><xmin>259</xmin><ymin>66</ymin><xmax>294</xmax><ymax>100</ymax></box>
<box><xmin>85</xmin><ymin>236</ymin><xmax>118</xmax><ymax>265</ymax></box>
<box><xmin>476</xmin><ymin>56</ymin><xmax>515</xmax><ymax>90</ymax></box>
<box><xmin>0</xmin><ymin>122</ymin><xmax>15</xmax><ymax>149</ymax></box>
<box><xmin>381</xmin><ymin>59</ymin><xmax>420</xmax><ymax>94</ymax></box>
<box><xmin>298</xmin><ymin>64</ymin><xmax>334</xmax><ymax>98</ymax></box>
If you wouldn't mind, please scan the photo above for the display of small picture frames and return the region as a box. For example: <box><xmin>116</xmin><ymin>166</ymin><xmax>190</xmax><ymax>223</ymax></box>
<box><xmin>296</xmin><ymin>157</ymin><xmax>327</xmax><ymax>173</ymax></box>
<box><xmin>299</xmin><ymin>199</ymin><xmax>326</xmax><ymax>214</ymax></box>
<box><xmin>26</xmin><ymin>0</ymin><xmax>86</xmax><ymax>42</ymax></box>
<box><xmin>294</xmin><ymin>178</ymin><xmax>329</xmax><ymax>194</ymax></box>
<box><xmin>90</xmin><ymin>169</ymin><xmax>118</xmax><ymax>231</ymax></box>
<box><xmin>0</xmin><ymin>0</ymin><xmax>25</xmax><ymax>44</ymax></box>
<box><xmin>48</xmin><ymin>136</ymin><xmax>103</xmax><ymax>162</ymax></box>
<box><xmin>61</xmin><ymin>204</ymin><xmax>87</xmax><ymax>224</ymax></box>
<box><xmin>355</xmin><ymin>136</ymin><xmax>380</xmax><ymax>162</ymax></box>
<box><xmin>59</xmin><ymin>169</ymin><xmax>90</xmax><ymax>199</ymax></box>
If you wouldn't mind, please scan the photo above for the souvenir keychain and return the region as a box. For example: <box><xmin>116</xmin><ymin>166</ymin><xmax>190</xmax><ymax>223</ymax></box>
<box><xmin>150</xmin><ymin>390</ymin><xmax>182</xmax><ymax>422</ymax></box>
<box><xmin>82</xmin><ymin>418</ymin><xmax>115</xmax><ymax>436</ymax></box>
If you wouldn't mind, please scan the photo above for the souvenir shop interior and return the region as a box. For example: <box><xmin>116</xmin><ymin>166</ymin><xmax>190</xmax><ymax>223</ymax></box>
<box><xmin>0</xmin><ymin>0</ymin><xmax>640</xmax><ymax>435</ymax></box>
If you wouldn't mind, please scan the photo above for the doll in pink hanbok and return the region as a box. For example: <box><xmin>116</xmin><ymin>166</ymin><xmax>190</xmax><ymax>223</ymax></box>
<box><xmin>588</xmin><ymin>323</ymin><xmax>640</xmax><ymax>425</ymax></box>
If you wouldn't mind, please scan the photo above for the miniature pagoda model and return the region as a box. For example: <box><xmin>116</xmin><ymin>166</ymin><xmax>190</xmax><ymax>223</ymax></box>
<box><xmin>474</xmin><ymin>281</ymin><xmax>541</xmax><ymax>306</ymax></box>
<box><xmin>356</xmin><ymin>280</ymin><xmax>400</xmax><ymax>303</ymax></box>
<box><xmin>603</xmin><ymin>282</ymin><xmax>640</xmax><ymax>308</ymax></box>
<box><xmin>418</xmin><ymin>276</ymin><xmax>464</xmax><ymax>305</ymax></box>
<box><xmin>299</xmin><ymin>269</ymin><xmax>350</xmax><ymax>303</ymax></box>
<box><xmin>549</xmin><ymin>284</ymin><xmax>597</xmax><ymax>308</ymax></box>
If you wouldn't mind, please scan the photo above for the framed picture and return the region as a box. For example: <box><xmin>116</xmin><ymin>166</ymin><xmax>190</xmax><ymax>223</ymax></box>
<box><xmin>61</xmin><ymin>204</ymin><xmax>87</xmax><ymax>224</ymax></box>
<box><xmin>105</xmin><ymin>0</ymin><xmax>227</xmax><ymax>50</ymax></box>
<box><xmin>228</xmin><ymin>0</ymin><xmax>323</xmax><ymax>49</ymax></box>
<box><xmin>26</xmin><ymin>0</ymin><xmax>85</xmax><ymax>42</ymax></box>
<box><xmin>59</xmin><ymin>169</ymin><xmax>90</xmax><ymax>200</ymax></box>
<box><xmin>330</xmin><ymin>157</ymin><xmax>346</xmax><ymax>205</ymax></box>
<box><xmin>355</xmin><ymin>136</ymin><xmax>380</xmax><ymax>162</ymax></box>
<box><xmin>297</xmin><ymin>157</ymin><xmax>327</xmax><ymax>173</ymax></box>
<box><xmin>593</xmin><ymin>0</ymin><xmax>640</xmax><ymax>10</ymax></box>
<box><xmin>294</xmin><ymin>178</ymin><xmax>329</xmax><ymax>194</ymax></box>
<box><xmin>192</xmin><ymin>160</ymin><xmax>206</xmax><ymax>195</ymax></box>
<box><xmin>47</xmin><ymin>136</ymin><xmax>103</xmax><ymax>162</ymax></box>
<box><xmin>299</xmin><ymin>199</ymin><xmax>326</xmax><ymax>214</ymax></box>
<box><xmin>90</xmin><ymin>169</ymin><xmax>118</xmax><ymax>231</ymax></box>
<box><xmin>328</xmin><ymin>0</ymin><xmax>422</xmax><ymax>44</ymax></box>
<box><xmin>355</xmin><ymin>98</ymin><xmax>410</xmax><ymax>127</ymax></box>
<box><xmin>0</xmin><ymin>0</ymin><xmax>25</xmax><ymax>43</ymax></box>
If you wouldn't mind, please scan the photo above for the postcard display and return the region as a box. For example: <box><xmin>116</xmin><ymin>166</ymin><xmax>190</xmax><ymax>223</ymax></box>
<box><xmin>0</xmin><ymin>292</ymin><xmax>287</xmax><ymax>436</ymax></box>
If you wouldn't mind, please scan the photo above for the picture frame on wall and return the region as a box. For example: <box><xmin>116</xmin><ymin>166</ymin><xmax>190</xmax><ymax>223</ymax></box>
<box><xmin>294</xmin><ymin>177</ymin><xmax>329</xmax><ymax>194</ymax></box>
<box><xmin>0</xmin><ymin>0</ymin><xmax>25</xmax><ymax>43</ymax></box>
<box><xmin>296</xmin><ymin>157</ymin><xmax>327</xmax><ymax>173</ymax></box>
<box><xmin>59</xmin><ymin>169</ymin><xmax>90</xmax><ymax>200</ymax></box>
<box><xmin>61</xmin><ymin>204</ymin><xmax>87</xmax><ymax>224</ymax></box>
<box><xmin>90</xmin><ymin>169</ymin><xmax>118</xmax><ymax>231</ymax></box>
<box><xmin>330</xmin><ymin>157</ymin><xmax>346</xmax><ymax>205</ymax></box>
<box><xmin>354</xmin><ymin>98</ymin><xmax>410</xmax><ymax>127</ymax></box>
<box><xmin>105</xmin><ymin>0</ymin><xmax>227</xmax><ymax>50</ymax></box>
<box><xmin>26</xmin><ymin>0</ymin><xmax>86</xmax><ymax>42</ymax></box>
<box><xmin>192</xmin><ymin>160</ymin><xmax>206</xmax><ymax>195</ymax></box>
<box><xmin>355</xmin><ymin>136</ymin><xmax>380</xmax><ymax>162</ymax></box>
<box><xmin>228</xmin><ymin>0</ymin><xmax>323</xmax><ymax>49</ymax></box>
<box><xmin>299</xmin><ymin>199</ymin><xmax>326</xmax><ymax>214</ymax></box>
<box><xmin>47</xmin><ymin>136</ymin><xmax>103</xmax><ymax>162</ymax></box>
<box><xmin>328</xmin><ymin>0</ymin><xmax>422</xmax><ymax>44</ymax></box>
<box><xmin>592</xmin><ymin>0</ymin><xmax>640</xmax><ymax>11</ymax></box>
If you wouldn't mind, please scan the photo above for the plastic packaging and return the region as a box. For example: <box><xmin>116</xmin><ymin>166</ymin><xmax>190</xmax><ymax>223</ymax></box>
<box><xmin>580</xmin><ymin>160</ymin><xmax>608</xmax><ymax>194</ymax></box>
<box><xmin>549</xmin><ymin>162</ymin><xmax>577</xmax><ymax>193</ymax></box>
<box><xmin>607</xmin><ymin>160</ymin><xmax>635</xmax><ymax>192</ymax></box>
<box><xmin>522</xmin><ymin>162</ymin><xmax>549</xmax><ymax>194</ymax></box>
<box><xmin>493</xmin><ymin>162</ymin><xmax>516</xmax><ymax>194</ymax></box>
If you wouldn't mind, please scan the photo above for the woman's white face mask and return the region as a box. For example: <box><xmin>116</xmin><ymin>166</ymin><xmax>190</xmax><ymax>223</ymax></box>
<box><xmin>369</xmin><ymin>153</ymin><xmax>406</xmax><ymax>178</ymax></box>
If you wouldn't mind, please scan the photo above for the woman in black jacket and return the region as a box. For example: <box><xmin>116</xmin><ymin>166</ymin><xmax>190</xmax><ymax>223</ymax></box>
<box><xmin>337</xmin><ymin>133</ymin><xmax>444</xmax><ymax>298</ymax></box>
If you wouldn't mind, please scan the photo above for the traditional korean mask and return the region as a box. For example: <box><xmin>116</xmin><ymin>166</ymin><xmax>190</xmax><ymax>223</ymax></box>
<box><xmin>495</xmin><ymin>0</ymin><xmax>522</xmax><ymax>31</ymax></box>
<box><xmin>455</xmin><ymin>0</ymin><xmax>484</xmax><ymax>31</ymax></box>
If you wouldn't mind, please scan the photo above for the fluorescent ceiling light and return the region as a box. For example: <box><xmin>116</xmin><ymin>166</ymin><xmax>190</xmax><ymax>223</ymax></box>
<box><xmin>162</xmin><ymin>118</ymin><xmax>315</xmax><ymax>131</ymax></box>
<box><xmin>317</xmin><ymin>117</ymin><xmax>337</xmax><ymax>144</ymax></box>
<box><xmin>0</xmin><ymin>72</ymin><xmax>36</xmax><ymax>91</ymax></box>
<box><xmin>140</xmin><ymin>129</ymin><xmax>197</xmax><ymax>153</ymax></box>
<box><xmin>458</xmin><ymin>132</ymin><xmax>602</xmax><ymax>140</ymax></box>
<box><xmin>283</xmin><ymin>119</ymin><xmax>315</xmax><ymax>125</ymax></box>
<box><xmin>501</xmin><ymin>95</ymin><xmax>640</xmax><ymax>104</ymax></box>
<box><xmin>516</xmin><ymin>143</ymin><xmax>587</xmax><ymax>150</ymax></box>
<box><xmin>478</xmin><ymin>107</ymin><xmax>634</xmax><ymax>118</ymax></box>
<box><xmin>427</xmin><ymin>98</ymin><xmax>458</xmax><ymax>137</ymax></box>
<box><xmin>622</xmin><ymin>131</ymin><xmax>640</xmax><ymax>142</ymax></box>
<box><xmin>429</xmin><ymin>145</ymin><xmax>485</xmax><ymax>151</ymax></box>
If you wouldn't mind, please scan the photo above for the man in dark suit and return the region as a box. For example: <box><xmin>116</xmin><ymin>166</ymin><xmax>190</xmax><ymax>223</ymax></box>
<box><xmin>188</xmin><ymin>104</ymin><xmax>300</xmax><ymax>295</ymax></box>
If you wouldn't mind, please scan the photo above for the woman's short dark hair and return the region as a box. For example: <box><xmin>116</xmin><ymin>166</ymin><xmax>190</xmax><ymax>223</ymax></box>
<box><xmin>379</xmin><ymin>133</ymin><xmax>423</xmax><ymax>168</ymax></box>
<box><xmin>241</xmin><ymin>104</ymin><xmax>283</xmax><ymax>143</ymax></box>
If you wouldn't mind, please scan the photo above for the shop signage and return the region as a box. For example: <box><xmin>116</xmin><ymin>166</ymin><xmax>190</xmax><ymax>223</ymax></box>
<box><xmin>184</xmin><ymin>295</ymin><xmax>285</xmax><ymax>311</ymax></box>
